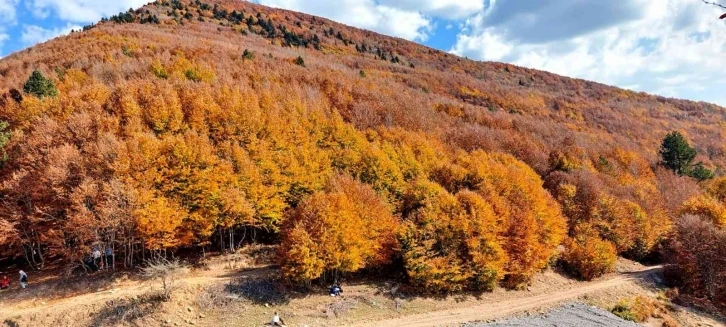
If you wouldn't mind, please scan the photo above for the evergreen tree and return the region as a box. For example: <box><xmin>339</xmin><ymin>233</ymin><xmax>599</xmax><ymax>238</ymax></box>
<box><xmin>23</xmin><ymin>70</ymin><xmax>58</xmax><ymax>98</ymax></box>
<box><xmin>242</xmin><ymin>49</ymin><xmax>254</xmax><ymax>60</ymax></box>
<box><xmin>689</xmin><ymin>162</ymin><xmax>715</xmax><ymax>181</ymax></box>
<box><xmin>0</xmin><ymin>121</ymin><xmax>11</xmax><ymax>167</ymax></box>
<box><xmin>659</xmin><ymin>131</ymin><xmax>696</xmax><ymax>176</ymax></box>
<box><xmin>294</xmin><ymin>56</ymin><xmax>305</xmax><ymax>67</ymax></box>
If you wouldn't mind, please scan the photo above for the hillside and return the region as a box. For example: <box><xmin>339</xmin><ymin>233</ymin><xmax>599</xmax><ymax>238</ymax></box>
<box><xmin>0</xmin><ymin>0</ymin><xmax>724</xmax><ymax>314</ymax></box>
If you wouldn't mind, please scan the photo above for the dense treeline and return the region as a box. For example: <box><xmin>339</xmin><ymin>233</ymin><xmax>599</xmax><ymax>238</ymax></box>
<box><xmin>0</xmin><ymin>0</ymin><xmax>723</xmax><ymax>302</ymax></box>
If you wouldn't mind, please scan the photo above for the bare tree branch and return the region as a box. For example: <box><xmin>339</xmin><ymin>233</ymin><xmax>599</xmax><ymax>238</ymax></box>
<box><xmin>702</xmin><ymin>0</ymin><xmax>726</xmax><ymax>10</ymax></box>
<box><xmin>702</xmin><ymin>0</ymin><xmax>726</xmax><ymax>19</ymax></box>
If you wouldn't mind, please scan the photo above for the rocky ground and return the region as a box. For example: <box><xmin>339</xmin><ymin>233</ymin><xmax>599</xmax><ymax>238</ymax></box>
<box><xmin>465</xmin><ymin>303</ymin><xmax>640</xmax><ymax>327</ymax></box>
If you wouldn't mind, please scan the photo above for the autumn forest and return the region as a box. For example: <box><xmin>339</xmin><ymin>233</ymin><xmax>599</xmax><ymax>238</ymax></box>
<box><xmin>0</xmin><ymin>0</ymin><xmax>724</xmax><ymax>312</ymax></box>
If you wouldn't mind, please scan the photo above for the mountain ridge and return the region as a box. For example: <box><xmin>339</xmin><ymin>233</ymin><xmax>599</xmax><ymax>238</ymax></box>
<box><xmin>2</xmin><ymin>0</ymin><xmax>722</xmax><ymax>111</ymax></box>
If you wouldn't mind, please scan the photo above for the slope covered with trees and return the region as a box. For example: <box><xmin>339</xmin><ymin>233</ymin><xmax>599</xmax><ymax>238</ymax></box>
<box><xmin>0</xmin><ymin>0</ymin><xmax>723</xmax><ymax>305</ymax></box>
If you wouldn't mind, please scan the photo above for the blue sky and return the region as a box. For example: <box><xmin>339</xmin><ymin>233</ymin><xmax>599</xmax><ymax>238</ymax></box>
<box><xmin>2</xmin><ymin>0</ymin><xmax>726</xmax><ymax>106</ymax></box>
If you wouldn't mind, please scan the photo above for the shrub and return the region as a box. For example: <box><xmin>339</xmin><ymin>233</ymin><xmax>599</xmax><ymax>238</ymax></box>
<box><xmin>185</xmin><ymin>68</ymin><xmax>203</xmax><ymax>82</ymax></box>
<box><xmin>689</xmin><ymin>162</ymin><xmax>715</xmax><ymax>181</ymax></box>
<box><xmin>122</xmin><ymin>45</ymin><xmax>134</xmax><ymax>57</ymax></box>
<box><xmin>23</xmin><ymin>70</ymin><xmax>58</xmax><ymax>98</ymax></box>
<box><xmin>664</xmin><ymin>215</ymin><xmax>726</xmax><ymax>311</ymax></box>
<box><xmin>294</xmin><ymin>56</ymin><xmax>305</xmax><ymax>67</ymax></box>
<box><xmin>611</xmin><ymin>301</ymin><xmax>637</xmax><ymax>322</ymax></box>
<box><xmin>561</xmin><ymin>230</ymin><xmax>617</xmax><ymax>280</ymax></box>
<box><xmin>150</xmin><ymin>60</ymin><xmax>169</xmax><ymax>79</ymax></box>
<box><xmin>630</xmin><ymin>296</ymin><xmax>657</xmax><ymax>322</ymax></box>
<box><xmin>242</xmin><ymin>49</ymin><xmax>254</xmax><ymax>60</ymax></box>
<box><xmin>140</xmin><ymin>258</ymin><xmax>189</xmax><ymax>301</ymax></box>
<box><xmin>0</xmin><ymin>121</ymin><xmax>11</xmax><ymax>167</ymax></box>
<box><xmin>611</xmin><ymin>296</ymin><xmax>658</xmax><ymax>323</ymax></box>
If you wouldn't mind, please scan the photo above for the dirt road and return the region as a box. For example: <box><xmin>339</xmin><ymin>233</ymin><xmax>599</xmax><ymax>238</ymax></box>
<box><xmin>0</xmin><ymin>265</ymin><xmax>662</xmax><ymax>326</ymax></box>
<box><xmin>352</xmin><ymin>266</ymin><xmax>663</xmax><ymax>327</ymax></box>
<box><xmin>0</xmin><ymin>266</ymin><xmax>275</xmax><ymax>321</ymax></box>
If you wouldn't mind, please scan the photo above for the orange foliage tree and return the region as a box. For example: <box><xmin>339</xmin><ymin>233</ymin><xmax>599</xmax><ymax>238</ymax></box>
<box><xmin>278</xmin><ymin>175</ymin><xmax>399</xmax><ymax>284</ymax></box>
<box><xmin>0</xmin><ymin>0</ymin><xmax>722</xmax><ymax>298</ymax></box>
<box><xmin>561</xmin><ymin>225</ymin><xmax>617</xmax><ymax>280</ymax></box>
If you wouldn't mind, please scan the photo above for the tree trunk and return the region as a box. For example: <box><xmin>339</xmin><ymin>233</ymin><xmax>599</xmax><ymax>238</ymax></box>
<box><xmin>219</xmin><ymin>226</ymin><xmax>225</xmax><ymax>252</ymax></box>
<box><xmin>229</xmin><ymin>228</ymin><xmax>235</xmax><ymax>253</ymax></box>
<box><xmin>22</xmin><ymin>244</ymin><xmax>35</xmax><ymax>270</ymax></box>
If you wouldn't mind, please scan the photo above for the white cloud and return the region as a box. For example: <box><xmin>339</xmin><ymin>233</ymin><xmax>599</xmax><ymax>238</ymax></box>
<box><xmin>377</xmin><ymin>0</ymin><xmax>484</xmax><ymax>20</ymax></box>
<box><xmin>0</xmin><ymin>0</ymin><xmax>18</xmax><ymax>23</ymax></box>
<box><xmin>374</xmin><ymin>5</ymin><xmax>432</xmax><ymax>41</ymax></box>
<box><xmin>451</xmin><ymin>0</ymin><xmax>726</xmax><ymax>105</ymax></box>
<box><xmin>255</xmin><ymin>0</ymin><xmax>433</xmax><ymax>41</ymax></box>
<box><xmin>0</xmin><ymin>0</ymin><xmax>19</xmax><ymax>56</ymax></box>
<box><xmin>21</xmin><ymin>23</ymin><xmax>82</xmax><ymax>46</ymax></box>
<box><xmin>27</xmin><ymin>0</ymin><xmax>148</xmax><ymax>22</ymax></box>
<box><xmin>454</xmin><ymin>28</ymin><xmax>513</xmax><ymax>61</ymax></box>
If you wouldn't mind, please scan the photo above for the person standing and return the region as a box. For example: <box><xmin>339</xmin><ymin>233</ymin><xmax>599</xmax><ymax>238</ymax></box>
<box><xmin>104</xmin><ymin>246</ymin><xmax>114</xmax><ymax>269</ymax></box>
<box><xmin>91</xmin><ymin>247</ymin><xmax>102</xmax><ymax>271</ymax></box>
<box><xmin>19</xmin><ymin>270</ymin><xmax>28</xmax><ymax>289</ymax></box>
<box><xmin>92</xmin><ymin>248</ymin><xmax>102</xmax><ymax>264</ymax></box>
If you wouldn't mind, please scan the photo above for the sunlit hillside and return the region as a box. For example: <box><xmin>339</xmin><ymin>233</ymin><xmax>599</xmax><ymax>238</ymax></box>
<box><xmin>0</xmin><ymin>0</ymin><xmax>723</xmax><ymax>312</ymax></box>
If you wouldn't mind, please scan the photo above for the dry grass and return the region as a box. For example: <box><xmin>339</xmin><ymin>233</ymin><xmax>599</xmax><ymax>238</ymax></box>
<box><xmin>225</xmin><ymin>278</ymin><xmax>289</xmax><ymax>305</ymax></box>
<box><xmin>89</xmin><ymin>292</ymin><xmax>166</xmax><ymax>327</ymax></box>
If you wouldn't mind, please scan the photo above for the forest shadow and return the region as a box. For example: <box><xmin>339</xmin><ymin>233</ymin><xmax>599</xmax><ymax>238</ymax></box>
<box><xmin>88</xmin><ymin>292</ymin><xmax>165</xmax><ymax>327</ymax></box>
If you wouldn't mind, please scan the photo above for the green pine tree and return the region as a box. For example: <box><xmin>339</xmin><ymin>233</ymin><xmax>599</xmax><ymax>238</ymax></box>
<box><xmin>294</xmin><ymin>56</ymin><xmax>305</xmax><ymax>67</ymax></box>
<box><xmin>0</xmin><ymin>121</ymin><xmax>11</xmax><ymax>167</ymax></box>
<box><xmin>659</xmin><ymin>131</ymin><xmax>696</xmax><ymax>176</ymax></box>
<box><xmin>23</xmin><ymin>70</ymin><xmax>58</xmax><ymax>98</ymax></box>
<box><xmin>688</xmin><ymin>162</ymin><xmax>715</xmax><ymax>181</ymax></box>
<box><xmin>242</xmin><ymin>49</ymin><xmax>254</xmax><ymax>60</ymax></box>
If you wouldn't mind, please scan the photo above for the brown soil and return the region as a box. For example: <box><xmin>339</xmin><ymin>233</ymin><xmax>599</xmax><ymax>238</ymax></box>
<box><xmin>0</xmin><ymin>256</ymin><xmax>722</xmax><ymax>327</ymax></box>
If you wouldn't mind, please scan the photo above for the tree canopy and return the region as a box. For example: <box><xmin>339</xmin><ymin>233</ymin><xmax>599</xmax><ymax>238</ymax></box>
<box><xmin>23</xmin><ymin>70</ymin><xmax>58</xmax><ymax>98</ymax></box>
<box><xmin>660</xmin><ymin>131</ymin><xmax>696</xmax><ymax>176</ymax></box>
<box><xmin>0</xmin><ymin>0</ymin><xmax>723</xmax><ymax>306</ymax></box>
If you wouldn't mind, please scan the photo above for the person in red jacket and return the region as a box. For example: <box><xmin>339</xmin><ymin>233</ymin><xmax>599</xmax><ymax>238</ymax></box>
<box><xmin>0</xmin><ymin>275</ymin><xmax>9</xmax><ymax>289</ymax></box>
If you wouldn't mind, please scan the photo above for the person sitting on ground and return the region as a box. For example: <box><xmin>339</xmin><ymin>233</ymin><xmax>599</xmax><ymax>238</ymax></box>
<box><xmin>84</xmin><ymin>256</ymin><xmax>99</xmax><ymax>272</ymax></box>
<box><xmin>271</xmin><ymin>311</ymin><xmax>285</xmax><ymax>326</ymax></box>
<box><xmin>0</xmin><ymin>275</ymin><xmax>9</xmax><ymax>289</ymax></box>
<box><xmin>330</xmin><ymin>283</ymin><xmax>342</xmax><ymax>297</ymax></box>
<box><xmin>19</xmin><ymin>270</ymin><xmax>27</xmax><ymax>289</ymax></box>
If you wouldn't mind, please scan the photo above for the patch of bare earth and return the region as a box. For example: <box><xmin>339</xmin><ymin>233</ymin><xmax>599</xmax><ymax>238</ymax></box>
<box><xmin>0</xmin><ymin>256</ymin><xmax>722</xmax><ymax>327</ymax></box>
